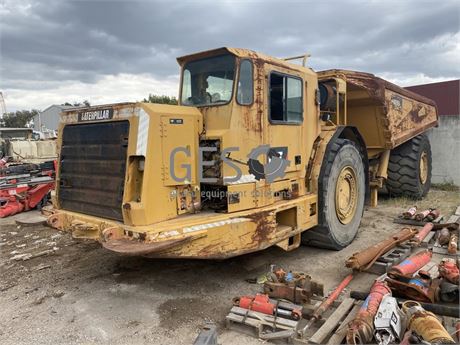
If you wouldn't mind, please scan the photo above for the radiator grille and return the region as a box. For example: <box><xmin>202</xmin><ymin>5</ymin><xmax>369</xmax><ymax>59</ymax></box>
<box><xmin>58</xmin><ymin>121</ymin><xmax>129</xmax><ymax>221</ymax></box>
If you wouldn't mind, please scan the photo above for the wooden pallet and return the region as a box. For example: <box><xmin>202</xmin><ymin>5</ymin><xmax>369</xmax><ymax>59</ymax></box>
<box><xmin>306</xmin><ymin>298</ymin><xmax>358</xmax><ymax>345</ymax></box>
<box><xmin>420</xmin><ymin>260</ymin><xmax>439</xmax><ymax>278</ymax></box>
<box><xmin>393</xmin><ymin>215</ymin><xmax>444</xmax><ymax>227</ymax></box>
<box><xmin>226</xmin><ymin>306</ymin><xmax>298</xmax><ymax>341</ymax></box>
<box><xmin>226</xmin><ymin>298</ymin><xmax>361</xmax><ymax>344</ymax></box>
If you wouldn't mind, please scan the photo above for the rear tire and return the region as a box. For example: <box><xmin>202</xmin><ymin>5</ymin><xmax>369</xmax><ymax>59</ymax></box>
<box><xmin>386</xmin><ymin>134</ymin><xmax>432</xmax><ymax>199</ymax></box>
<box><xmin>302</xmin><ymin>139</ymin><xmax>366</xmax><ymax>250</ymax></box>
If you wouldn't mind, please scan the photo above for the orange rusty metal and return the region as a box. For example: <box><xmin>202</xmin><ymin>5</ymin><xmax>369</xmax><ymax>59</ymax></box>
<box><xmin>102</xmin><ymin>237</ymin><xmax>195</xmax><ymax>256</ymax></box>
<box><xmin>263</xmin><ymin>273</ymin><xmax>324</xmax><ymax>305</ymax></box>
<box><xmin>388</xmin><ymin>250</ymin><xmax>432</xmax><ymax>278</ymax></box>
<box><xmin>402</xmin><ymin>301</ymin><xmax>455</xmax><ymax>344</ymax></box>
<box><xmin>412</xmin><ymin>222</ymin><xmax>433</xmax><ymax>245</ymax></box>
<box><xmin>345</xmin><ymin>228</ymin><xmax>417</xmax><ymax>271</ymax></box>
<box><xmin>448</xmin><ymin>233</ymin><xmax>458</xmax><ymax>254</ymax></box>
<box><xmin>346</xmin><ymin>280</ymin><xmax>391</xmax><ymax>345</ymax></box>
<box><xmin>312</xmin><ymin>274</ymin><xmax>353</xmax><ymax>320</ymax></box>
<box><xmin>438</xmin><ymin>258</ymin><xmax>459</xmax><ymax>284</ymax></box>
<box><xmin>386</xmin><ymin>274</ymin><xmax>440</xmax><ymax>303</ymax></box>
<box><xmin>300</xmin><ymin>274</ymin><xmax>353</xmax><ymax>336</ymax></box>
<box><xmin>438</xmin><ymin>227</ymin><xmax>451</xmax><ymax>245</ymax></box>
<box><xmin>402</xmin><ymin>206</ymin><xmax>417</xmax><ymax>219</ymax></box>
<box><xmin>414</xmin><ymin>209</ymin><xmax>432</xmax><ymax>221</ymax></box>
<box><xmin>425</xmin><ymin>209</ymin><xmax>440</xmax><ymax>222</ymax></box>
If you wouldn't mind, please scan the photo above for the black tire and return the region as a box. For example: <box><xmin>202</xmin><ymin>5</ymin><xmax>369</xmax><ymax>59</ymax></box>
<box><xmin>386</xmin><ymin>134</ymin><xmax>431</xmax><ymax>199</ymax></box>
<box><xmin>302</xmin><ymin>139</ymin><xmax>366</xmax><ymax>250</ymax></box>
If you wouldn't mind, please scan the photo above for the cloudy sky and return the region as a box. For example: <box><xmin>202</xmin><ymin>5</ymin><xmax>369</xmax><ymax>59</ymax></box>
<box><xmin>1</xmin><ymin>0</ymin><xmax>459</xmax><ymax>111</ymax></box>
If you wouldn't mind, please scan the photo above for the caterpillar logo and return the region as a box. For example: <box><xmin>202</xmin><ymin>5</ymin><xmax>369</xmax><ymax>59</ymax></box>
<box><xmin>78</xmin><ymin>109</ymin><xmax>113</xmax><ymax>122</ymax></box>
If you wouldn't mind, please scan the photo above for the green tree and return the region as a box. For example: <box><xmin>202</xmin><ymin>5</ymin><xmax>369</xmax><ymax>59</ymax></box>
<box><xmin>61</xmin><ymin>100</ymin><xmax>90</xmax><ymax>107</ymax></box>
<box><xmin>1</xmin><ymin>110</ymin><xmax>39</xmax><ymax>128</ymax></box>
<box><xmin>143</xmin><ymin>94</ymin><xmax>178</xmax><ymax>105</ymax></box>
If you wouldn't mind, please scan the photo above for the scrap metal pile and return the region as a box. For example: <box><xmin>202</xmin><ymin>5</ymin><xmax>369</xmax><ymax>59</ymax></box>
<box><xmin>0</xmin><ymin>160</ymin><xmax>55</xmax><ymax>218</ymax></box>
<box><xmin>348</xmin><ymin>255</ymin><xmax>458</xmax><ymax>344</ymax></box>
<box><xmin>225</xmin><ymin>207</ymin><xmax>460</xmax><ymax>344</ymax></box>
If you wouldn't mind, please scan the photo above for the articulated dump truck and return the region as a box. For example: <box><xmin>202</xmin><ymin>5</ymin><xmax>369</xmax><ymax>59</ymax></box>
<box><xmin>47</xmin><ymin>47</ymin><xmax>438</xmax><ymax>258</ymax></box>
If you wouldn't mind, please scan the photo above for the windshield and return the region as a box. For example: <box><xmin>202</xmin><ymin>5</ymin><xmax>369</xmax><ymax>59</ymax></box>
<box><xmin>181</xmin><ymin>54</ymin><xmax>235</xmax><ymax>106</ymax></box>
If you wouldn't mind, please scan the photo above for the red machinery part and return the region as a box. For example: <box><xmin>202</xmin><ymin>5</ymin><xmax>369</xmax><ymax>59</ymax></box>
<box><xmin>0</xmin><ymin>182</ymin><xmax>54</xmax><ymax>218</ymax></box>
<box><xmin>238</xmin><ymin>294</ymin><xmax>275</xmax><ymax>315</ymax></box>
<box><xmin>415</xmin><ymin>209</ymin><xmax>432</xmax><ymax>221</ymax></box>
<box><xmin>0</xmin><ymin>197</ymin><xmax>25</xmax><ymax>218</ymax></box>
<box><xmin>235</xmin><ymin>293</ymin><xmax>301</xmax><ymax>320</ymax></box>
<box><xmin>313</xmin><ymin>274</ymin><xmax>353</xmax><ymax>320</ymax></box>
<box><xmin>346</xmin><ymin>281</ymin><xmax>391</xmax><ymax>345</ymax></box>
<box><xmin>388</xmin><ymin>250</ymin><xmax>432</xmax><ymax>278</ymax></box>
<box><xmin>402</xmin><ymin>206</ymin><xmax>417</xmax><ymax>219</ymax></box>
<box><xmin>425</xmin><ymin>209</ymin><xmax>440</xmax><ymax>222</ymax></box>
<box><xmin>300</xmin><ymin>274</ymin><xmax>353</xmax><ymax>337</ymax></box>
<box><xmin>25</xmin><ymin>182</ymin><xmax>54</xmax><ymax>209</ymax></box>
<box><xmin>413</xmin><ymin>223</ymin><xmax>434</xmax><ymax>244</ymax></box>
<box><xmin>438</xmin><ymin>259</ymin><xmax>459</xmax><ymax>284</ymax></box>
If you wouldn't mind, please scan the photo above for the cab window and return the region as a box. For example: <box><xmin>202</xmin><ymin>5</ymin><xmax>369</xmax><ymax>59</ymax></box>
<box><xmin>269</xmin><ymin>72</ymin><xmax>303</xmax><ymax>123</ymax></box>
<box><xmin>237</xmin><ymin>60</ymin><xmax>253</xmax><ymax>105</ymax></box>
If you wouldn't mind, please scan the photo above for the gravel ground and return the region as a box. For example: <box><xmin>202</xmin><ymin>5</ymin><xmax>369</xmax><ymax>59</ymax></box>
<box><xmin>0</xmin><ymin>188</ymin><xmax>459</xmax><ymax>345</ymax></box>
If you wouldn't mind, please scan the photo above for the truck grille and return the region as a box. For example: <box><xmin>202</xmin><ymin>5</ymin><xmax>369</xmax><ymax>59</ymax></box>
<box><xmin>58</xmin><ymin>121</ymin><xmax>130</xmax><ymax>221</ymax></box>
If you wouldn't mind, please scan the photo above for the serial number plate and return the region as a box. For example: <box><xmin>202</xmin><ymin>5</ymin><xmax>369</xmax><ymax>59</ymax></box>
<box><xmin>78</xmin><ymin>109</ymin><xmax>114</xmax><ymax>122</ymax></box>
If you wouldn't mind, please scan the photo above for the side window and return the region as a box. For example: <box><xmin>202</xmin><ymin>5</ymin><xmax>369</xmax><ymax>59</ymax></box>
<box><xmin>181</xmin><ymin>69</ymin><xmax>192</xmax><ymax>101</ymax></box>
<box><xmin>269</xmin><ymin>72</ymin><xmax>303</xmax><ymax>123</ymax></box>
<box><xmin>237</xmin><ymin>60</ymin><xmax>253</xmax><ymax>105</ymax></box>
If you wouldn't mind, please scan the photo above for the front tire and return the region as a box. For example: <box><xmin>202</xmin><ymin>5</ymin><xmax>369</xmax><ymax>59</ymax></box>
<box><xmin>386</xmin><ymin>134</ymin><xmax>432</xmax><ymax>199</ymax></box>
<box><xmin>302</xmin><ymin>139</ymin><xmax>366</xmax><ymax>250</ymax></box>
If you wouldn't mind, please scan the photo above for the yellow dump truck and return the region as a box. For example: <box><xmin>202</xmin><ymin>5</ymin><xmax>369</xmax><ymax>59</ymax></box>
<box><xmin>48</xmin><ymin>47</ymin><xmax>438</xmax><ymax>258</ymax></box>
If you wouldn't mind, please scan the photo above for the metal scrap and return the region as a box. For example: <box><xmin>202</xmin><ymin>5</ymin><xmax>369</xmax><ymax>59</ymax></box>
<box><xmin>402</xmin><ymin>206</ymin><xmax>417</xmax><ymax>219</ymax></box>
<box><xmin>402</xmin><ymin>300</ymin><xmax>455</xmax><ymax>344</ymax></box>
<box><xmin>346</xmin><ymin>228</ymin><xmax>417</xmax><ymax>271</ymax></box>
<box><xmin>373</xmin><ymin>295</ymin><xmax>406</xmax><ymax>345</ymax></box>
<box><xmin>438</xmin><ymin>258</ymin><xmax>459</xmax><ymax>284</ymax></box>
<box><xmin>346</xmin><ymin>280</ymin><xmax>391</xmax><ymax>344</ymax></box>
<box><xmin>263</xmin><ymin>269</ymin><xmax>323</xmax><ymax>305</ymax></box>
<box><xmin>388</xmin><ymin>250</ymin><xmax>432</xmax><ymax>278</ymax></box>
<box><xmin>448</xmin><ymin>232</ymin><xmax>458</xmax><ymax>254</ymax></box>
<box><xmin>414</xmin><ymin>209</ymin><xmax>433</xmax><ymax>222</ymax></box>
<box><xmin>412</xmin><ymin>222</ymin><xmax>433</xmax><ymax>245</ymax></box>
<box><xmin>300</xmin><ymin>274</ymin><xmax>353</xmax><ymax>336</ymax></box>
<box><xmin>386</xmin><ymin>273</ymin><xmax>440</xmax><ymax>304</ymax></box>
<box><xmin>438</xmin><ymin>227</ymin><xmax>450</xmax><ymax>245</ymax></box>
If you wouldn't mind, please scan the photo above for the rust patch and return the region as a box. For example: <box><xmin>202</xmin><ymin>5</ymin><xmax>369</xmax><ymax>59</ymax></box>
<box><xmin>248</xmin><ymin>210</ymin><xmax>276</xmax><ymax>245</ymax></box>
<box><xmin>251</xmin><ymin>55</ymin><xmax>265</xmax><ymax>135</ymax></box>
<box><xmin>102</xmin><ymin>237</ymin><xmax>192</xmax><ymax>256</ymax></box>
<box><xmin>408</xmin><ymin>102</ymin><xmax>425</xmax><ymax>123</ymax></box>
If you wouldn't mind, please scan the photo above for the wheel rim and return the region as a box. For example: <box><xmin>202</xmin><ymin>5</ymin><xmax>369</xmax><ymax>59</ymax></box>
<box><xmin>419</xmin><ymin>151</ymin><xmax>428</xmax><ymax>184</ymax></box>
<box><xmin>335</xmin><ymin>166</ymin><xmax>358</xmax><ymax>225</ymax></box>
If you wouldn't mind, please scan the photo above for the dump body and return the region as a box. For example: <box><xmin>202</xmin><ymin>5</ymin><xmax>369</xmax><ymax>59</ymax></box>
<box><xmin>48</xmin><ymin>47</ymin><xmax>438</xmax><ymax>259</ymax></box>
<box><xmin>318</xmin><ymin>70</ymin><xmax>438</xmax><ymax>158</ymax></box>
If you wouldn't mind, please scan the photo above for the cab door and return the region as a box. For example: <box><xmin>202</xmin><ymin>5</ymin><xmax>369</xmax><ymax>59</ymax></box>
<box><xmin>266</xmin><ymin>71</ymin><xmax>304</xmax><ymax>177</ymax></box>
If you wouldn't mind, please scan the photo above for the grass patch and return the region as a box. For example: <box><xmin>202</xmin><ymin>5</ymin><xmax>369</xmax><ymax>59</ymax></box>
<box><xmin>432</xmin><ymin>182</ymin><xmax>459</xmax><ymax>192</ymax></box>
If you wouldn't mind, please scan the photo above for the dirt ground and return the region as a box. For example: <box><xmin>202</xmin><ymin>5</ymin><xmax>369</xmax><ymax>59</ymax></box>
<box><xmin>1</xmin><ymin>188</ymin><xmax>459</xmax><ymax>345</ymax></box>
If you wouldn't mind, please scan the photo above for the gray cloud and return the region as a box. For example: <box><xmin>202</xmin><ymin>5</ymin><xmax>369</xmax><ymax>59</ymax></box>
<box><xmin>0</xmin><ymin>0</ymin><xmax>459</xmax><ymax>108</ymax></box>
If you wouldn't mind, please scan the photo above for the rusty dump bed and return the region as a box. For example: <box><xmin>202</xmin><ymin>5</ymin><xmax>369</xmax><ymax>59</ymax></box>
<box><xmin>318</xmin><ymin>69</ymin><xmax>438</xmax><ymax>153</ymax></box>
